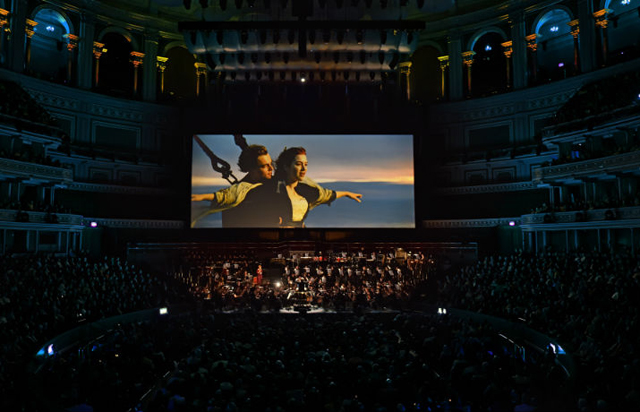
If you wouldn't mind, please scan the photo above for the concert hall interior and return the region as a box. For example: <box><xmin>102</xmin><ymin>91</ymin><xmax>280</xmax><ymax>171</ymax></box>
<box><xmin>2</xmin><ymin>0</ymin><xmax>640</xmax><ymax>411</ymax></box>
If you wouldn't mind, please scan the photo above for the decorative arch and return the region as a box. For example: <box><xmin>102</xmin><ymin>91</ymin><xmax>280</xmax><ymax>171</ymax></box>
<box><xmin>30</xmin><ymin>5</ymin><xmax>75</xmax><ymax>34</ymax></box>
<box><xmin>531</xmin><ymin>7</ymin><xmax>577</xmax><ymax>83</ymax></box>
<box><xmin>410</xmin><ymin>44</ymin><xmax>443</xmax><ymax>103</ymax></box>
<box><xmin>531</xmin><ymin>6</ymin><xmax>574</xmax><ymax>36</ymax></box>
<box><xmin>468</xmin><ymin>30</ymin><xmax>509</xmax><ymax>97</ymax></box>
<box><xmin>96</xmin><ymin>30</ymin><xmax>137</xmax><ymax>97</ymax></box>
<box><xmin>415</xmin><ymin>37</ymin><xmax>444</xmax><ymax>56</ymax></box>
<box><xmin>602</xmin><ymin>0</ymin><xmax>640</xmax><ymax>64</ymax></box>
<box><xmin>97</xmin><ymin>26</ymin><xmax>140</xmax><ymax>51</ymax></box>
<box><xmin>467</xmin><ymin>27</ymin><xmax>508</xmax><ymax>52</ymax></box>
<box><xmin>162</xmin><ymin>46</ymin><xmax>198</xmax><ymax>102</ymax></box>
<box><xmin>29</xmin><ymin>6</ymin><xmax>75</xmax><ymax>83</ymax></box>
<box><xmin>161</xmin><ymin>41</ymin><xmax>190</xmax><ymax>57</ymax></box>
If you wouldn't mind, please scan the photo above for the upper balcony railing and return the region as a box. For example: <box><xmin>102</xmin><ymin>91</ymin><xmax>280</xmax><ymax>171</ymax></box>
<box><xmin>533</xmin><ymin>149</ymin><xmax>640</xmax><ymax>183</ymax></box>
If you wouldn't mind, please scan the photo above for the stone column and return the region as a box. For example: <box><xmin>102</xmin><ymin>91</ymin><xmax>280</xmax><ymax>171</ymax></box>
<box><xmin>593</xmin><ymin>9</ymin><xmax>611</xmax><ymax>67</ymax></box>
<box><xmin>142</xmin><ymin>32</ymin><xmax>159</xmax><ymax>102</ymax></box>
<box><xmin>447</xmin><ymin>31</ymin><xmax>463</xmax><ymax>100</ymax></box>
<box><xmin>509</xmin><ymin>11</ymin><xmax>528</xmax><ymax>90</ymax></box>
<box><xmin>24</xmin><ymin>19</ymin><xmax>37</xmax><ymax>73</ymax></box>
<box><xmin>130</xmin><ymin>51</ymin><xmax>145</xmax><ymax>97</ymax></box>
<box><xmin>437</xmin><ymin>55</ymin><xmax>449</xmax><ymax>99</ymax></box>
<box><xmin>63</xmin><ymin>33</ymin><xmax>79</xmax><ymax>86</ymax></box>
<box><xmin>578</xmin><ymin>0</ymin><xmax>596</xmax><ymax>73</ymax></box>
<box><xmin>0</xmin><ymin>8</ymin><xmax>9</xmax><ymax>65</ymax></box>
<box><xmin>77</xmin><ymin>13</ymin><xmax>96</xmax><ymax>90</ymax></box>
<box><xmin>501</xmin><ymin>40</ymin><xmax>513</xmax><ymax>89</ymax></box>
<box><xmin>567</xmin><ymin>19</ymin><xmax>581</xmax><ymax>74</ymax></box>
<box><xmin>157</xmin><ymin>56</ymin><xmax>168</xmax><ymax>94</ymax></box>
<box><xmin>195</xmin><ymin>62</ymin><xmax>208</xmax><ymax>98</ymax></box>
<box><xmin>461</xmin><ymin>51</ymin><xmax>475</xmax><ymax>97</ymax></box>
<box><xmin>398</xmin><ymin>61</ymin><xmax>412</xmax><ymax>101</ymax></box>
<box><xmin>7</xmin><ymin>0</ymin><xmax>27</xmax><ymax>72</ymax></box>
<box><xmin>92</xmin><ymin>42</ymin><xmax>105</xmax><ymax>88</ymax></box>
<box><xmin>525</xmin><ymin>34</ymin><xmax>537</xmax><ymax>85</ymax></box>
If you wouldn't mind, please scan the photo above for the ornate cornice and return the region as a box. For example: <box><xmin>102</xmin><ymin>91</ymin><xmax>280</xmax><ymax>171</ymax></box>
<box><xmin>67</xmin><ymin>182</ymin><xmax>173</xmax><ymax>195</ymax></box>
<box><xmin>422</xmin><ymin>218</ymin><xmax>520</xmax><ymax>229</ymax></box>
<box><xmin>525</xmin><ymin>90</ymin><xmax>576</xmax><ymax>110</ymax></box>
<box><xmin>90</xmin><ymin>104</ymin><xmax>144</xmax><ymax>123</ymax></box>
<box><xmin>0</xmin><ymin>157</ymin><xmax>73</xmax><ymax>182</ymax></box>
<box><xmin>460</xmin><ymin>104</ymin><xmax>515</xmax><ymax>121</ymax></box>
<box><xmin>25</xmin><ymin>89</ymin><xmax>80</xmax><ymax>111</ymax></box>
<box><xmin>436</xmin><ymin>181</ymin><xmax>538</xmax><ymax>196</ymax></box>
<box><xmin>521</xmin><ymin>206</ymin><xmax>640</xmax><ymax>229</ymax></box>
<box><xmin>0</xmin><ymin>209</ymin><xmax>83</xmax><ymax>226</ymax></box>
<box><xmin>83</xmin><ymin>218</ymin><xmax>184</xmax><ymax>229</ymax></box>
<box><xmin>533</xmin><ymin>151</ymin><xmax>640</xmax><ymax>183</ymax></box>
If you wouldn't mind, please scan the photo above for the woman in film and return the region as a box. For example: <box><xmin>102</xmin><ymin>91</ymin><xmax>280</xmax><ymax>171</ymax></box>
<box><xmin>264</xmin><ymin>147</ymin><xmax>363</xmax><ymax>228</ymax></box>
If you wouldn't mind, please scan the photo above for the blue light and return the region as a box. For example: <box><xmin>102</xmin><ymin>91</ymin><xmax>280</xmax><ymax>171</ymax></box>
<box><xmin>46</xmin><ymin>25</ymin><xmax>55</xmax><ymax>32</ymax></box>
<box><xmin>621</xmin><ymin>0</ymin><xmax>631</xmax><ymax>5</ymax></box>
<box><xmin>558</xmin><ymin>62</ymin><xmax>565</xmax><ymax>68</ymax></box>
<box><xmin>485</xmin><ymin>45</ymin><xmax>492</xmax><ymax>51</ymax></box>
<box><xmin>550</xmin><ymin>26</ymin><xmax>559</xmax><ymax>32</ymax></box>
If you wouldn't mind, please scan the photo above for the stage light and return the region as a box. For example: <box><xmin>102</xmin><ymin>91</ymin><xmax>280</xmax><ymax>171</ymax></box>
<box><xmin>558</xmin><ymin>62</ymin><xmax>565</xmax><ymax>67</ymax></box>
<box><xmin>548</xmin><ymin>343</ymin><xmax>566</xmax><ymax>354</ymax></box>
<box><xmin>90</xmin><ymin>221</ymin><xmax>98</xmax><ymax>227</ymax></box>
<box><xmin>159</xmin><ymin>307</ymin><xmax>169</xmax><ymax>315</ymax></box>
<box><xmin>509</xmin><ymin>221</ymin><xmax>516</xmax><ymax>226</ymax></box>
<box><xmin>274</xmin><ymin>281</ymin><xmax>281</xmax><ymax>288</ymax></box>
<box><xmin>47</xmin><ymin>344</ymin><xmax>55</xmax><ymax>356</ymax></box>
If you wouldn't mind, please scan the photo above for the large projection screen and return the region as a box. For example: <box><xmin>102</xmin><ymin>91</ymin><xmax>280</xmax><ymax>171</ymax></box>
<box><xmin>191</xmin><ymin>134</ymin><xmax>415</xmax><ymax>228</ymax></box>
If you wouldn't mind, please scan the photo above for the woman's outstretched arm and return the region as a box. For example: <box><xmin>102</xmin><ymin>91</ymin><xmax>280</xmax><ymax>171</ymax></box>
<box><xmin>335</xmin><ymin>191</ymin><xmax>362</xmax><ymax>203</ymax></box>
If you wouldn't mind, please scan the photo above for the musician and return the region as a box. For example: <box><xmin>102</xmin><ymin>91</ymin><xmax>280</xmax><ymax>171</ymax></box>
<box><xmin>191</xmin><ymin>144</ymin><xmax>274</xmax><ymax>227</ymax></box>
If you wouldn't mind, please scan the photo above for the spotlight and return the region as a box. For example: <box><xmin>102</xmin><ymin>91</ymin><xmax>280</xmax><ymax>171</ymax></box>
<box><xmin>90</xmin><ymin>221</ymin><xmax>98</xmax><ymax>228</ymax></box>
<box><xmin>508</xmin><ymin>221</ymin><xmax>516</xmax><ymax>226</ymax></box>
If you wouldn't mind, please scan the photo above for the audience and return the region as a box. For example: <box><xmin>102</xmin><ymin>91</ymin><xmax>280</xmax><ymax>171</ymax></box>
<box><xmin>434</xmin><ymin>251</ymin><xmax>640</xmax><ymax>412</ymax></box>
<box><xmin>0</xmin><ymin>253</ymin><xmax>187</xmax><ymax>411</ymax></box>
<box><xmin>3</xmin><ymin>247</ymin><xmax>640</xmax><ymax>412</ymax></box>
<box><xmin>552</xmin><ymin>69</ymin><xmax>640</xmax><ymax>133</ymax></box>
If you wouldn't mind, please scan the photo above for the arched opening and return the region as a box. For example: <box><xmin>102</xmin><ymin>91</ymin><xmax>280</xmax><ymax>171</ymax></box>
<box><xmin>534</xmin><ymin>8</ymin><xmax>574</xmax><ymax>83</ymax></box>
<box><xmin>471</xmin><ymin>32</ymin><xmax>507</xmax><ymax>97</ymax></box>
<box><xmin>97</xmin><ymin>32</ymin><xmax>134</xmax><ymax>98</ymax></box>
<box><xmin>30</xmin><ymin>9</ymin><xmax>70</xmax><ymax>83</ymax></box>
<box><xmin>410</xmin><ymin>45</ymin><xmax>441</xmax><ymax>104</ymax></box>
<box><xmin>162</xmin><ymin>47</ymin><xmax>197</xmax><ymax>103</ymax></box>
<box><xmin>604</xmin><ymin>0</ymin><xmax>640</xmax><ymax>64</ymax></box>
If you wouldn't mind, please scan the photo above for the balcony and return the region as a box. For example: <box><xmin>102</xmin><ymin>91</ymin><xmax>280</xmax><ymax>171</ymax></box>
<box><xmin>0</xmin><ymin>157</ymin><xmax>72</xmax><ymax>183</ymax></box>
<box><xmin>533</xmin><ymin>150</ymin><xmax>640</xmax><ymax>184</ymax></box>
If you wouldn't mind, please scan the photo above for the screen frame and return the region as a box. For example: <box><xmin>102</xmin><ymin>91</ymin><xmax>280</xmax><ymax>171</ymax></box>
<box><xmin>188</xmin><ymin>132</ymin><xmax>418</xmax><ymax>230</ymax></box>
